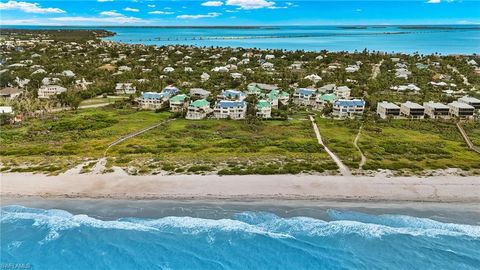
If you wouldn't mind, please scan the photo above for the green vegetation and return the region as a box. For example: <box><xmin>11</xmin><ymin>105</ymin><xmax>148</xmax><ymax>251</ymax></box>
<box><xmin>107</xmin><ymin>119</ymin><xmax>337</xmax><ymax>175</ymax></box>
<box><xmin>463</xmin><ymin>122</ymin><xmax>480</xmax><ymax>147</ymax></box>
<box><xmin>315</xmin><ymin>117</ymin><xmax>362</xmax><ymax>168</ymax></box>
<box><xmin>0</xmin><ymin>107</ymin><xmax>170</xmax><ymax>174</ymax></box>
<box><xmin>358</xmin><ymin>120</ymin><xmax>480</xmax><ymax>173</ymax></box>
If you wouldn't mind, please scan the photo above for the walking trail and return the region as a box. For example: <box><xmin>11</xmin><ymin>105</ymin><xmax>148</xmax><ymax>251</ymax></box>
<box><xmin>371</xmin><ymin>59</ymin><xmax>384</xmax><ymax>79</ymax></box>
<box><xmin>456</xmin><ymin>122</ymin><xmax>480</xmax><ymax>154</ymax></box>
<box><xmin>353</xmin><ymin>125</ymin><xmax>367</xmax><ymax>169</ymax></box>
<box><xmin>309</xmin><ymin>115</ymin><xmax>351</xmax><ymax>176</ymax></box>
<box><xmin>91</xmin><ymin>118</ymin><xmax>175</xmax><ymax>174</ymax></box>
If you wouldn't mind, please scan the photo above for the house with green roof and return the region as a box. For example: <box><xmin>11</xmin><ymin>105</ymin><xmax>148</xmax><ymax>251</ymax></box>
<box><xmin>186</xmin><ymin>99</ymin><xmax>212</xmax><ymax>120</ymax></box>
<box><xmin>267</xmin><ymin>89</ymin><xmax>290</xmax><ymax>108</ymax></box>
<box><xmin>315</xmin><ymin>93</ymin><xmax>337</xmax><ymax>110</ymax></box>
<box><xmin>256</xmin><ymin>99</ymin><xmax>272</xmax><ymax>119</ymax></box>
<box><xmin>169</xmin><ymin>94</ymin><xmax>188</xmax><ymax>112</ymax></box>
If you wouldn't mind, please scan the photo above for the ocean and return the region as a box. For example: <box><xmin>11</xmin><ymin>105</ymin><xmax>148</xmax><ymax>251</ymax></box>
<box><xmin>4</xmin><ymin>25</ymin><xmax>480</xmax><ymax>54</ymax></box>
<box><xmin>2</xmin><ymin>201</ymin><xmax>480</xmax><ymax>270</ymax></box>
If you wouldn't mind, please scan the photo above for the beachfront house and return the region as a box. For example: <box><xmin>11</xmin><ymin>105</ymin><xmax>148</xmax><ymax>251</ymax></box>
<box><xmin>423</xmin><ymin>101</ymin><xmax>450</xmax><ymax>119</ymax></box>
<box><xmin>0</xmin><ymin>87</ymin><xmax>23</xmax><ymax>100</ymax></box>
<box><xmin>115</xmin><ymin>83</ymin><xmax>136</xmax><ymax>95</ymax></box>
<box><xmin>400</xmin><ymin>101</ymin><xmax>425</xmax><ymax>119</ymax></box>
<box><xmin>448</xmin><ymin>101</ymin><xmax>475</xmax><ymax>119</ymax></box>
<box><xmin>189</xmin><ymin>88</ymin><xmax>211</xmax><ymax>99</ymax></box>
<box><xmin>186</xmin><ymin>99</ymin><xmax>212</xmax><ymax>120</ymax></box>
<box><xmin>334</xmin><ymin>86</ymin><xmax>351</xmax><ymax>99</ymax></box>
<box><xmin>38</xmin><ymin>85</ymin><xmax>66</xmax><ymax>99</ymax></box>
<box><xmin>138</xmin><ymin>92</ymin><xmax>165</xmax><ymax>110</ymax></box>
<box><xmin>377</xmin><ymin>101</ymin><xmax>400</xmax><ymax>119</ymax></box>
<box><xmin>315</xmin><ymin>93</ymin><xmax>336</xmax><ymax>111</ymax></box>
<box><xmin>458</xmin><ymin>96</ymin><xmax>480</xmax><ymax>110</ymax></box>
<box><xmin>267</xmin><ymin>89</ymin><xmax>289</xmax><ymax>108</ymax></box>
<box><xmin>213</xmin><ymin>100</ymin><xmax>247</xmax><ymax>120</ymax></box>
<box><xmin>293</xmin><ymin>88</ymin><xmax>317</xmax><ymax>106</ymax></box>
<box><xmin>256</xmin><ymin>100</ymin><xmax>272</xmax><ymax>119</ymax></box>
<box><xmin>169</xmin><ymin>94</ymin><xmax>188</xmax><ymax>112</ymax></box>
<box><xmin>217</xmin><ymin>89</ymin><xmax>246</xmax><ymax>101</ymax></box>
<box><xmin>333</xmin><ymin>99</ymin><xmax>365</xmax><ymax>118</ymax></box>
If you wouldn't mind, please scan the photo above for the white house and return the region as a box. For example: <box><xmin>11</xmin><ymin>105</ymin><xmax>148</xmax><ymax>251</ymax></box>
<box><xmin>62</xmin><ymin>70</ymin><xmax>75</xmax><ymax>77</ymax></box>
<box><xmin>200</xmin><ymin>72</ymin><xmax>210</xmax><ymax>82</ymax></box>
<box><xmin>163</xmin><ymin>67</ymin><xmax>175</xmax><ymax>73</ymax></box>
<box><xmin>377</xmin><ymin>101</ymin><xmax>400</xmax><ymax>119</ymax></box>
<box><xmin>38</xmin><ymin>85</ymin><xmax>66</xmax><ymax>99</ymax></box>
<box><xmin>458</xmin><ymin>96</ymin><xmax>480</xmax><ymax>110</ymax></box>
<box><xmin>213</xmin><ymin>100</ymin><xmax>247</xmax><ymax>120</ymax></box>
<box><xmin>304</xmin><ymin>74</ymin><xmax>322</xmax><ymax>83</ymax></box>
<box><xmin>186</xmin><ymin>99</ymin><xmax>212</xmax><ymax>120</ymax></box>
<box><xmin>256</xmin><ymin>100</ymin><xmax>272</xmax><ymax>119</ymax></box>
<box><xmin>400</xmin><ymin>101</ymin><xmax>425</xmax><ymax>119</ymax></box>
<box><xmin>333</xmin><ymin>99</ymin><xmax>365</xmax><ymax>118</ymax></box>
<box><xmin>0</xmin><ymin>87</ymin><xmax>23</xmax><ymax>100</ymax></box>
<box><xmin>335</xmin><ymin>86</ymin><xmax>351</xmax><ymax>99</ymax></box>
<box><xmin>293</xmin><ymin>88</ymin><xmax>317</xmax><ymax>106</ymax></box>
<box><xmin>169</xmin><ymin>94</ymin><xmax>188</xmax><ymax>112</ymax></box>
<box><xmin>262</xmin><ymin>62</ymin><xmax>274</xmax><ymax>71</ymax></box>
<box><xmin>189</xmin><ymin>88</ymin><xmax>211</xmax><ymax>99</ymax></box>
<box><xmin>138</xmin><ymin>92</ymin><xmax>164</xmax><ymax>110</ymax></box>
<box><xmin>217</xmin><ymin>89</ymin><xmax>246</xmax><ymax>101</ymax></box>
<box><xmin>448</xmin><ymin>101</ymin><xmax>475</xmax><ymax>118</ymax></box>
<box><xmin>423</xmin><ymin>101</ymin><xmax>450</xmax><ymax>119</ymax></box>
<box><xmin>115</xmin><ymin>83</ymin><xmax>136</xmax><ymax>95</ymax></box>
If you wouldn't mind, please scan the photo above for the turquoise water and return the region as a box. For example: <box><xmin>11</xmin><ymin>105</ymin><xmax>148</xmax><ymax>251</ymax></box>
<box><xmin>2</xmin><ymin>205</ymin><xmax>480</xmax><ymax>270</ymax></box>
<box><xmin>4</xmin><ymin>25</ymin><xmax>480</xmax><ymax>54</ymax></box>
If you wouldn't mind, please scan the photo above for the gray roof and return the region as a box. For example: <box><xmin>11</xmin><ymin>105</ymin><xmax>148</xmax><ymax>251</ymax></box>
<box><xmin>378</xmin><ymin>101</ymin><xmax>400</xmax><ymax>109</ymax></box>
<box><xmin>423</xmin><ymin>101</ymin><xmax>449</xmax><ymax>109</ymax></box>
<box><xmin>449</xmin><ymin>101</ymin><xmax>475</xmax><ymax>109</ymax></box>
<box><xmin>401</xmin><ymin>101</ymin><xmax>424</xmax><ymax>109</ymax></box>
<box><xmin>458</xmin><ymin>96</ymin><xmax>480</xmax><ymax>103</ymax></box>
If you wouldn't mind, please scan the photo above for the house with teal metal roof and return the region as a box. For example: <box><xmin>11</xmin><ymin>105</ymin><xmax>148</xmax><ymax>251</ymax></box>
<box><xmin>138</xmin><ymin>91</ymin><xmax>165</xmax><ymax>110</ymax></box>
<box><xmin>315</xmin><ymin>93</ymin><xmax>337</xmax><ymax>110</ymax></box>
<box><xmin>256</xmin><ymin>100</ymin><xmax>272</xmax><ymax>119</ymax></box>
<box><xmin>186</xmin><ymin>99</ymin><xmax>212</xmax><ymax>120</ymax></box>
<box><xmin>169</xmin><ymin>94</ymin><xmax>188</xmax><ymax>112</ymax></box>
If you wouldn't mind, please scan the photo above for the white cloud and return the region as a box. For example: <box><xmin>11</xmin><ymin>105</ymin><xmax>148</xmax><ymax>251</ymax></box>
<box><xmin>426</xmin><ymin>0</ymin><xmax>441</xmax><ymax>3</ymax></box>
<box><xmin>177</xmin><ymin>12</ymin><xmax>221</xmax><ymax>19</ymax></box>
<box><xmin>97</xmin><ymin>0</ymin><xmax>114</xmax><ymax>2</ymax></box>
<box><xmin>0</xmin><ymin>1</ymin><xmax>65</xmax><ymax>14</ymax></box>
<box><xmin>0</xmin><ymin>19</ymin><xmax>39</xmax><ymax>25</ymax></box>
<box><xmin>201</xmin><ymin>1</ymin><xmax>224</xmax><ymax>7</ymax></box>
<box><xmin>226</xmin><ymin>0</ymin><xmax>275</xmax><ymax>10</ymax></box>
<box><xmin>148</xmin><ymin>4</ymin><xmax>155</xmax><ymax>8</ymax></box>
<box><xmin>124</xmin><ymin>7</ymin><xmax>139</xmax><ymax>12</ymax></box>
<box><xmin>50</xmin><ymin>16</ymin><xmax>144</xmax><ymax>24</ymax></box>
<box><xmin>100</xmin><ymin>10</ymin><xmax>123</xmax><ymax>16</ymax></box>
<box><xmin>148</xmin><ymin>10</ymin><xmax>174</xmax><ymax>15</ymax></box>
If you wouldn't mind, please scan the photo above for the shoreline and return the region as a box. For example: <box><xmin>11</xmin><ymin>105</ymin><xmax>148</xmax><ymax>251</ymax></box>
<box><xmin>2</xmin><ymin>172</ymin><xmax>479</xmax><ymax>203</ymax></box>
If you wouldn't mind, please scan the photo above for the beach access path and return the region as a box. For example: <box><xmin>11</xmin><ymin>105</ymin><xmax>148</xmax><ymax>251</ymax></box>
<box><xmin>309</xmin><ymin>115</ymin><xmax>351</xmax><ymax>176</ymax></box>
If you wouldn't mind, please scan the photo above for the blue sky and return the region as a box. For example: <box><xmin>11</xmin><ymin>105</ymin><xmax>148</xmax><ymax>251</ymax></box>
<box><xmin>0</xmin><ymin>0</ymin><xmax>479</xmax><ymax>25</ymax></box>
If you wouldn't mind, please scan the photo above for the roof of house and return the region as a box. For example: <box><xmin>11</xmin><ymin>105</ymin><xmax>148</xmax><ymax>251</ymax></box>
<box><xmin>140</xmin><ymin>92</ymin><xmax>162</xmax><ymax>99</ymax></box>
<box><xmin>190</xmin><ymin>99</ymin><xmax>209</xmax><ymax>108</ymax></box>
<box><xmin>335</xmin><ymin>99</ymin><xmax>365</xmax><ymax>107</ymax></box>
<box><xmin>459</xmin><ymin>96</ymin><xmax>480</xmax><ymax>103</ymax></box>
<box><xmin>216</xmin><ymin>100</ymin><xmax>246</xmax><ymax>108</ymax></box>
<box><xmin>378</xmin><ymin>101</ymin><xmax>400</xmax><ymax>109</ymax></box>
<box><xmin>449</xmin><ymin>101</ymin><xmax>475</xmax><ymax>109</ymax></box>
<box><xmin>0</xmin><ymin>87</ymin><xmax>23</xmax><ymax>95</ymax></box>
<box><xmin>423</xmin><ymin>101</ymin><xmax>449</xmax><ymax>109</ymax></box>
<box><xmin>256</xmin><ymin>100</ymin><xmax>271</xmax><ymax>109</ymax></box>
<box><xmin>401</xmin><ymin>101</ymin><xmax>424</xmax><ymax>109</ymax></box>
<box><xmin>221</xmin><ymin>89</ymin><xmax>245</xmax><ymax>98</ymax></box>
<box><xmin>295</xmin><ymin>88</ymin><xmax>316</xmax><ymax>95</ymax></box>
<box><xmin>170</xmin><ymin>94</ymin><xmax>187</xmax><ymax>102</ymax></box>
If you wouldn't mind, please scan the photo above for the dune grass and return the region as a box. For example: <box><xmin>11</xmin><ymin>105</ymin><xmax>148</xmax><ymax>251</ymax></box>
<box><xmin>108</xmin><ymin>118</ymin><xmax>338</xmax><ymax>175</ymax></box>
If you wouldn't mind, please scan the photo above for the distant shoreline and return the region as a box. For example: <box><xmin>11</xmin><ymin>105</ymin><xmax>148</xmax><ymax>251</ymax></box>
<box><xmin>2</xmin><ymin>172</ymin><xmax>479</xmax><ymax>203</ymax></box>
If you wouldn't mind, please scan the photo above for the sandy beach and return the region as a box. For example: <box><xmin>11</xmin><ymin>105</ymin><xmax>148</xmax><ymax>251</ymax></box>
<box><xmin>1</xmin><ymin>171</ymin><xmax>479</xmax><ymax>202</ymax></box>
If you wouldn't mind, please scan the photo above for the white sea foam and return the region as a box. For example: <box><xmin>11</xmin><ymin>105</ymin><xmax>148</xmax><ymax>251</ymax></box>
<box><xmin>2</xmin><ymin>206</ymin><xmax>479</xmax><ymax>243</ymax></box>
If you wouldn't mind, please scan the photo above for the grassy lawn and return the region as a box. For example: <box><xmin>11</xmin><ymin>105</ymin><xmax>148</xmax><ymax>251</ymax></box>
<box><xmin>0</xmin><ymin>107</ymin><xmax>170</xmax><ymax>174</ymax></box>
<box><xmin>315</xmin><ymin>117</ymin><xmax>362</xmax><ymax>169</ymax></box>
<box><xmin>108</xmin><ymin>119</ymin><xmax>338</xmax><ymax>175</ymax></box>
<box><xmin>358</xmin><ymin>120</ymin><xmax>480</xmax><ymax>173</ymax></box>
